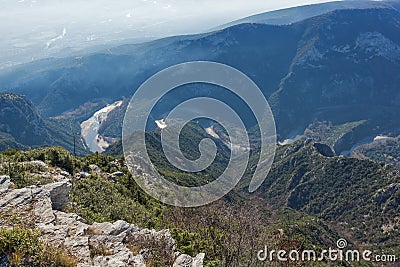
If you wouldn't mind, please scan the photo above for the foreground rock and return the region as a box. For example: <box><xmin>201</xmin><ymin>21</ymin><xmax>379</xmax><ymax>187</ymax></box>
<box><xmin>0</xmin><ymin>176</ymin><xmax>204</xmax><ymax>267</ymax></box>
<box><xmin>173</xmin><ymin>253</ymin><xmax>205</xmax><ymax>267</ymax></box>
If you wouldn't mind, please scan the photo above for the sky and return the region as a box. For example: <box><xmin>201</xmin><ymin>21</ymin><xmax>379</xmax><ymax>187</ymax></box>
<box><xmin>0</xmin><ymin>0</ymin><xmax>337</xmax><ymax>68</ymax></box>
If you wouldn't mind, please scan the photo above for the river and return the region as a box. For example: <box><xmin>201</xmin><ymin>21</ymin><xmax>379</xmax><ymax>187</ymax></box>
<box><xmin>81</xmin><ymin>101</ymin><xmax>123</xmax><ymax>152</ymax></box>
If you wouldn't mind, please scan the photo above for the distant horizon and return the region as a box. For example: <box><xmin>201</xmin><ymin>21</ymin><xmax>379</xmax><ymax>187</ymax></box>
<box><xmin>0</xmin><ymin>0</ymin><xmax>337</xmax><ymax>69</ymax></box>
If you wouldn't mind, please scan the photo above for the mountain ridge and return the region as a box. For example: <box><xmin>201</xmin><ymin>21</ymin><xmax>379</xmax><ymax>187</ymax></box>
<box><xmin>213</xmin><ymin>0</ymin><xmax>400</xmax><ymax>30</ymax></box>
<box><xmin>0</xmin><ymin>92</ymin><xmax>88</xmax><ymax>154</ymax></box>
<box><xmin>1</xmin><ymin>7</ymin><xmax>400</xmax><ymax>155</ymax></box>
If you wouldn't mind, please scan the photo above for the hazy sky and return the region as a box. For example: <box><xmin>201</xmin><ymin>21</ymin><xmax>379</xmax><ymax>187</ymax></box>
<box><xmin>1</xmin><ymin>0</ymin><xmax>338</xmax><ymax>34</ymax></box>
<box><xmin>0</xmin><ymin>0</ymin><xmax>337</xmax><ymax>68</ymax></box>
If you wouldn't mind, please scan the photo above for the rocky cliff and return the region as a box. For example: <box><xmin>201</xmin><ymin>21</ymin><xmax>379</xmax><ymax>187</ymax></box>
<box><xmin>0</xmin><ymin>173</ymin><xmax>204</xmax><ymax>267</ymax></box>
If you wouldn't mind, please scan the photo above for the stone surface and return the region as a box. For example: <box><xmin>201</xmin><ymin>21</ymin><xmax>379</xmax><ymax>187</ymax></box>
<box><xmin>173</xmin><ymin>254</ymin><xmax>193</xmax><ymax>267</ymax></box>
<box><xmin>89</xmin><ymin>164</ymin><xmax>102</xmax><ymax>173</ymax></box>
<box><xmin>26</xmin><ymin>160</ymin><xmax>49</xmax><ymax>169</ymax></box>
<box><xmin>173</xmin><ymin>253</ymin><xmax>205</xmax><ymax>267</ymax></box>
<box><xmin>0</xmin><ymin>183</ymin><xmax>56</xmax><ymax>224</ymax></box>
<box><xmin>89</xmin><ymin>220</ymin><xmax>135</xmax><ymax>236</ymax></box>
<box><xmin>54</xmin><ymin>211</ymin><xmax>88</xmax><ymax>236</ymax></box>
<box><xmin>64</xmin><ymin>236</ymin><xmax>91</xmax><ymax>262</ymax></box>
<box><xmin>132</xmin><ymin>254</ymin><xmax>146</xmax><ymax>267</ymax></box>
<box><xmin>111</xmin><ymin>171</ymin><xmax>124</xmax><ymax>177</ymax></box>
<box><xmin>44</xmin><ymin>182</ymin><xmax>71</xmax><ymax>210</ymax></box>
<box><xmin>192</xmin><ymin>253</ymin><xmax>205</xmax><ymax>267</ymax></box>
<box><xmin>0</xmin><ymin>178</ymin><xmax>204</xmax><ymax>266</ymax></box>
<box><xmin>38</xmin><ymin>223</ymin><xmax>70</xmax><ymax>246</ymax></box>
<box><xmin>78</xmin><ymin>172</ymin><xmax>91</xmax><ymax>179</ymax></box>
<box><xmin>0</xmin><ymin>175</ymin><xmax>11</xmax><ymax>195</ymax></box>
<box><xmin>93</xmin><ymin>250</ymin><xmax>135</xmax><ymax>267</ymax></box>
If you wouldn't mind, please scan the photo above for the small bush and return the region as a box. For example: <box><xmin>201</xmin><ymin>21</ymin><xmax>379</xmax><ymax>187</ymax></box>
<box><xmin>0</xmin><ymin>227</ymin><xmax>78</xmax><ymax>267</ymax></box>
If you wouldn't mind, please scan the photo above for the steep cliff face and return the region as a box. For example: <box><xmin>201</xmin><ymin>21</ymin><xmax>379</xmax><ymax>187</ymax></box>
<box><xmin>0</xmin><ymin>92</ymin><xmax>89</xmax><ymax>154</ymax></box>
<box><xmin>269</xmin><ymin>8</ymin><xmax>400</xmax><ymax>138</ymax></box>
<box><xmin>0</xmin><ymin>93</ymin><xmax>51</xmax><ymax>149</ymax></box>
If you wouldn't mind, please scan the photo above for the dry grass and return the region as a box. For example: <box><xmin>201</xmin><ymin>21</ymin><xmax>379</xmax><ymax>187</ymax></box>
<box><xmin>0</xmin><ymin>221</ymin><xmax>78</xmax><ymax>267</ymax></box>
<box><xmin>89</xmin><ymin>243</ymin><xmax>113</xmax><ymax>258</ymax></box>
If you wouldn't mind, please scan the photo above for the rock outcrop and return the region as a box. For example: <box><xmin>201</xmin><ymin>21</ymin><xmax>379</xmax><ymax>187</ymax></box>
<box><xmin>173</xmin><ymin>253</ymin><xmax>205</xmax><ymax>267</ymax></box>
<box><xmin>313</xmin><ymin>142</ymin><xmax>335</xmax><ymax>157</ymax></box>
<box><xmin>0</xmin><ymin>176</ymin><xmax>204</xmax><ymax>267</ymax></box>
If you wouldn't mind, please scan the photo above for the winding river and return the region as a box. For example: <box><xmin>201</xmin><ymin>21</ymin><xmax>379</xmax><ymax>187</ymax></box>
<box><xmin>80</xmin><ymin>101</ymin><xmax>123</xmax><ymax>152</ymax></box>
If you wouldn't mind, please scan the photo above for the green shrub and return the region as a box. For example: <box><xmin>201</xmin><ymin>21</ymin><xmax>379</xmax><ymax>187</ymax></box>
<box><xmin>0</xmin><ymin>227</ymin><xmax>77</xmax><ymax>267</ymax></box>
<box><xmin>69</xmin><ymin>175</ymin><xmax>163</xmax><ymax>229</ymax></box>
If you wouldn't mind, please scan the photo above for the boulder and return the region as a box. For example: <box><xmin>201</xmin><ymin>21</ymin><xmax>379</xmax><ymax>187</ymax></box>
<box><xmin>193</xmin><ymin>253</ymin><xmax>205</xmax><ymax>267</ymax></box>
<box><xmin>0</xmin><ymin>175</ymin><xmax>11</xmax><ymax>195</ymax></box>
<box><xmin>38</xmin><ymin>223</ymin><xmax>70</xmax><ymax>246</ymax></box>
<box><xmin>44</xmin><ymin>182</ymin><xmax>71</xmax><ymax>210</ymax></box>
<box><xmin>111</xmin><ymin>171</ymin><xmax>124</xmax><ymax>177</ymax></box>
<box><xmin>54</xmin><ymin>211</ymin><xmax>88</xmax><ymax>236</ymax></box>
<box><xmin>313</xmin><ymin>142</ymin><xmax>335</xmax><ymax>157</ymax></box>
<box><xmin>173</xmin><ymin>253</ymin><xmax>205</xmax><ymax>267</ymax></box>
<box><xmin>78</xmin><ymin>171</ymin><xmax>91</xmax><ymax>179</ymax></box>
<box><xmin>0</xmin><ymin>180</ymin><xmax>71</xmax><ymax>217</ymax></box>
<box><xmin>173</xmin><ymin>254</ymin><xmax>193</xmax><ymax>267</ymax></box>
<box><xmin>88</xmin><ymin>220</ymin><xmax>136</xmax><ymax>236</ymax></box>
<box><xmin>93</xmin><ymin>250</ymin><xmax>135</xmax><ymax>267</ymax></box>
<box><xmin>64</xmin><ymin>236</ymin><xmax>91</xmax><ymax>262</ymax></box>
<box><xmin>89</xmin><ymin>234</ymin><xmax>126</xmax><ymax>253</ymax></box>
<box><xmin>126</xmin><ymin>228</ymin><xmax>175</xmax><ymax>254</ymax></box>
<box><xmin>26</xmin><ymin>160</ymin><xmax>49</xmax><ymax>169</ymax></box>
<box><xmin>131</xmin><ymin>254</ymin><xmax>146</xmax><ymax>267</ymax></box>
<box><xmin>0</xmin><ymin>183</ymin><xmax>54</xmax><ymax>224</ymax></box>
